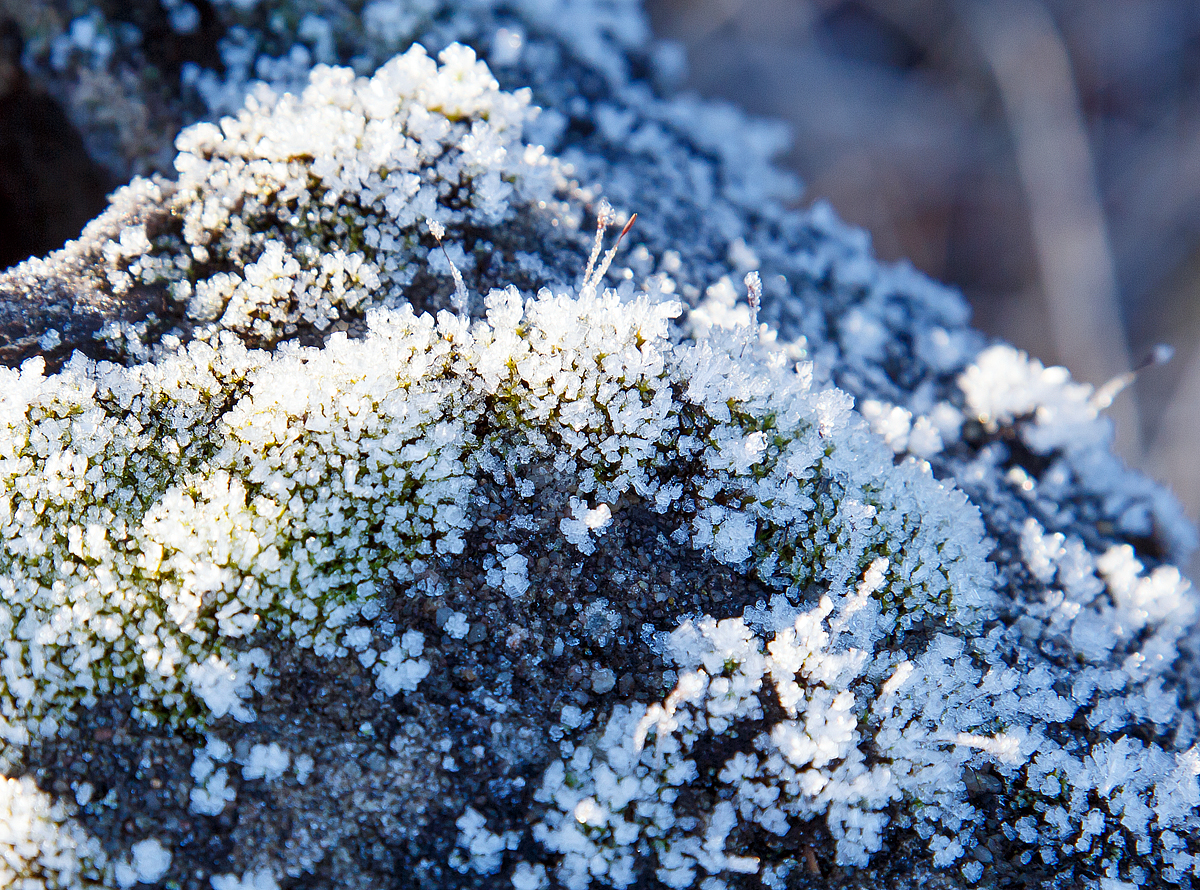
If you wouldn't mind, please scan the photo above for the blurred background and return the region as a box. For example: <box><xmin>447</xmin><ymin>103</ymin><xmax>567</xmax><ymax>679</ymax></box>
<box><xmin>647</xmin><ymin>0</ymin><xmax>1200</xmax><ymax>562</ymax></box>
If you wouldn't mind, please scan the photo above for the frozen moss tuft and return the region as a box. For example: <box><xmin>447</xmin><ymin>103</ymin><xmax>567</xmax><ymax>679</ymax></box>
<box><xmin>0</xmin><ymin>249</ymin><xmax>989</xmax><ymax>741</ymax></box>
<box><xmin>110</xmin><ymin>42</ymin><xmax>568</xmax><ymax>356</ymax></box>
<box><xmin>1</xmin><ymin>3</ymin><xmax>1198</xmax><ymax>890</ymax></box>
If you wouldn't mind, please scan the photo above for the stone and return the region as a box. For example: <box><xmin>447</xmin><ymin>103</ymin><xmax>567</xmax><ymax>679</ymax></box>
<box><xmin>0</xmin><ymin>2</ymin><xmax>1196</xmax><ymax>889</ymax></box>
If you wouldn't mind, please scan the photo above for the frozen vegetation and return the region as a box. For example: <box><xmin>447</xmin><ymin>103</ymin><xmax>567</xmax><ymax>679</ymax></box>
<box><xmin>0</xmin><ymin>1</ymin><xmax>1197</xmax><ymax>889</ymax></box>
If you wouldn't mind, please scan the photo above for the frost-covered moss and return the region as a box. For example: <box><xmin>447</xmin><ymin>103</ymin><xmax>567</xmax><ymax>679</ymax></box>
<box><xmin>2</xmin><ymin>3</ymin><xmax>1199</xmax><ymax>890</ymax></box>
<box><xmin>100</xmin><ymin>42</ymin><xmax>567</xmax><ymax>356</ymax></box>
<box><xmin>0</xmin><ymin>249</ymin><xmax>992</xmax><ymax>883</ymax></box>
<box><xmin>0</xmin><ymin>775</ymin><xmax>109</xmax><ymax>888</ymax></box>
<box><xmin>0</xmin><ymin>245</ymin><xmax>988</xmax><ymax>753</ymax></box>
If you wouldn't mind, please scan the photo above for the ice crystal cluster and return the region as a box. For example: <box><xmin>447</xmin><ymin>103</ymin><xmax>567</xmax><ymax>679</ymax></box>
<box><xmin>1</xmin><ymin>1</ymin><xmax>1198</xmax><ymax>889</ymax></box>
<box><xmin>93</xmin><ymin>41</ymin><xmax>559</xmax><ymax>358</ymax></box>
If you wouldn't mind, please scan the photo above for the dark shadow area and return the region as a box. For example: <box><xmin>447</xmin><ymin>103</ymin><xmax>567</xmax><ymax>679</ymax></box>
<box><xmin>0</xmin><ymin>18</ymin><xmax>115</xmax><ymax>269</ymax></box>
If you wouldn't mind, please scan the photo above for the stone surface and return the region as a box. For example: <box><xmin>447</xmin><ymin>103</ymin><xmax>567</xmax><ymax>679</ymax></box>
<box><xmin>0</xmin><ymin>2</ymin><xmax>1197</xmax><ymax>890</ymax></box>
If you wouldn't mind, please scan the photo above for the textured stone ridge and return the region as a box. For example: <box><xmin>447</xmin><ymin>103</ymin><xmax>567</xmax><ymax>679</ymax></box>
<box><xmin>0</xmin><ymin>3</ymin><xmax>1198</xmax><ymax>890</ymax></box>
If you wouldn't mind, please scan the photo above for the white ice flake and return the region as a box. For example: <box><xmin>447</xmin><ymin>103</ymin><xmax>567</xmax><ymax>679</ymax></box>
<box><xmin>211</xmin><ymin>869</ymin><xmax>280</xmax><ymax>890</ymax></box>
<box><xmin>190</xmin><ymin>767</ymin><xmax>236</xmax><ymax>816</ymax></box>
<box><xmin>560</xmin><ymin>498</ymin><xmax>614</xmax><ymax>555</ymax></box>
<box><xmin>452</xmin><ymin>807</ymin><xmax>519</xmax><ymax>875</ymax></box>
<box><xmin>122</xmin><ymin>838</ymin><xmax>172</xmax><ymax>887</ymax></box>
<box><xmin>443</xmin><ymin>611</ymin><xmax>470</xmax><ymax>639</ymax></box>
<box><xmin>242</xmin><ymin>743</ymin><xmax>291</xmax><ymax>781</ymax></box>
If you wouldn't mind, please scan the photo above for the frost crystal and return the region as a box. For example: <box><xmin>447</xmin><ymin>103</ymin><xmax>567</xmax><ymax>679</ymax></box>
<box><xmin>210</xmin><ymin>871</ymin><xmax>280</xmax><ymax>890</ymax></box>
<box><xmin>1</xmin><ymin>2</ymin><xmax>1197</xmax><ymax>889</ymax></box>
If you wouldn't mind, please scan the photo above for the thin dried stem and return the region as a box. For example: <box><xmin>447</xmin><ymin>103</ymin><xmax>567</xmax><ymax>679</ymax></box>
<box><xmin>1092</xmin><ymin>344</ymin><xmax>1174</xmax><ymax>410</ymax></box>
<box><xmin>744</xmin><ymin>270</ymin><xmax>761</xmax><ymax>330</ymax></box>
<box><xmin>581</xmin><ymin>201</ymin><xmax>615</xmax><ymax>289</ymax></box>
<box><xmin>585</xmin><ymin>213</ymin><xmax>636</xmax><ymax>296</ymax></box>
<box><xmin>428</xmin><ymin>218</ymin><xmax>469</xmax><ymax>317</ymax></box>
